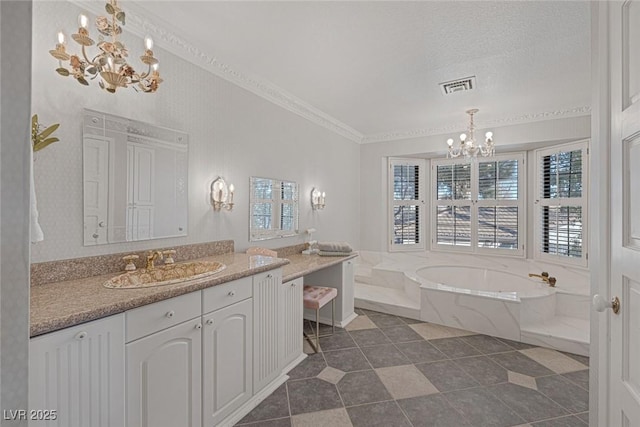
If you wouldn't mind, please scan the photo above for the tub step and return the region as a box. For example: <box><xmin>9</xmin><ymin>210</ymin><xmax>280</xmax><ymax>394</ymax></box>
<box><xmin>520</xmin><ymin>316</ymin><xmax>590</xmax><ymax>357</ymax></box>
<box><xmin>354</xmin><ymin>282</ymin><xmax>420</xmax><ymax>319</ymax></box>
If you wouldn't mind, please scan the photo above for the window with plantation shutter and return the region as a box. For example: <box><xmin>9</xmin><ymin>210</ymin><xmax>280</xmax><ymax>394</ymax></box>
<box><xmin>431</xmin><ymin>154</ymin><xmax>524</xmax><ymax>255</ymax></box>
<box><xmin>534</xmin><ymin>141</ymin><xmax>588</xmax><ymax>266</ymax></box>
<box><xmin>250</xmin><ymin>177</ymin><xmax>298</xmax><ymax>240</ymax></box>
<box><xmin>389</xmin><ymin>158</ymin><xmax>426</xmax><ymax>251</ymax></box>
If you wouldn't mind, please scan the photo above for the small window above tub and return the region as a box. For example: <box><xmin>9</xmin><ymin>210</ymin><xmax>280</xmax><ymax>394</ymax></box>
<box><xmin>534</xmin><ymin>141</ymin><xmax>588</xmax><ymax>267</ymax></box>
<box><xmin>388</xmin><ymin>158</ymin><xmax>426</xmax><ymax>251</ymax></box>
<box><xmin>431</xmin><ymin>153</ymin><xmax>525</xmax><ymax>256</ymax></box>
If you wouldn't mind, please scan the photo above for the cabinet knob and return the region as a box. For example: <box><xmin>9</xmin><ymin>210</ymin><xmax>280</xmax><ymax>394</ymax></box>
<box><xmin>267</xmin><ymin>274</ymin><xmax>273</xmax><ymax>279</ymax></box>
<box><xmin>206</xmin><ymin>319</ymin><xmax>214</xmax><ymax>326</ymax></box>
<box><xmin>195</xmin><ymin>323</ymin><xmax>202</xmax><ymax>330</ymax></box>
<box><xmin>75</xmin><ymin>331</ymin><xmax>88</xmax><ymax>341</ymax></box>
<box><xmin>166</xmin><ymin>310</ymin><xmax>175</xmax><ymax>318</ymax></box>
<box><xmin>228</xmin><ymin>291</ymin><xmax>236</xmax><ymax>297</ymax></box>
<box><xmin>291</xmin><ymin>282</ymin><xmax>296</xmax><ymax>287</ymax></box>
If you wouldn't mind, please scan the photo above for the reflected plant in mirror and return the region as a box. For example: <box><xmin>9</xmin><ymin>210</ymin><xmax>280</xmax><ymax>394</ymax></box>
<box><xmin>250</xmin><ymin>177</ymin><xmax>298</xmax><ymax>241</ymax></box>
<box><xmin>83</xmin><ymin>109</ymin><xmax>188</xmax><ymax>245</ymax></box>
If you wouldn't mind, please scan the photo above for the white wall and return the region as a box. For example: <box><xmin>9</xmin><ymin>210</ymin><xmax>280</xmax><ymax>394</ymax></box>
<box><xmin>31</xmin><ymin>2</ymin><xmax>360</xmax><ymax>263</ymax></box>
<box><xmin>359</xmin><ymin>115</ymin><xmax>591</xmax><ymax>252</ymax></box>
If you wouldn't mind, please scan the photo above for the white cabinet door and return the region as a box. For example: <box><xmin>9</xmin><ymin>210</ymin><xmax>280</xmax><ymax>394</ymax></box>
<box><xmin>281</xmin><ymin>277</ymin><xmax>303</xmax><ymax>371</ymax></box>
<box><xmin>126</xmin><ymin>318</ymin><xmax>202</xmax><ymax>427</ymax></box>
<box><xmin>253</xmin><ymin>269</ymin><xmax>282</xmax><ymax>392</ymax></box>
<box><xmin>202</xmin><ymin>299</ymin><xmax>253</xmax><ymax>426</ymax></box>
<box><xmin>29</xmin><ymin>314</ymin><xmax>125</xmax><ymax>427</ymax></box>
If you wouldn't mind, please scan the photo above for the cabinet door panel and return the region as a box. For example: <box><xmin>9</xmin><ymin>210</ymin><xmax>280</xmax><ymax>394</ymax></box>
<box><xmin>126</xmin><ymin>319</ymin><xmax>202</xmax><ymax>427</ymax></box>
<box><xmin>29</xmin><ymin>314</ymin><xmax>125</xmax><ymax>427</ymax></box>
<box><xmin>203</xmin><ymin>299</ymin><xmax>253</xmax><ymax>426</ymax></box>
<box><xmin>281</xmin><ymin>278</ymin><xmax>303</xmax><ymax>370</ymax></box>
<box><xmin>253</xmin><ymin>269</ymin><xmax>282</xmax><ymax>392</ymax></box>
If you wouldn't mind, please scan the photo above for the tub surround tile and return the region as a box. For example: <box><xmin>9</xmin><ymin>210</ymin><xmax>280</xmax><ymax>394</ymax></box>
<box><xmin>336</xmin><ymin>370</ymin><xmax>392</xmax><ymax>406</ymax></box>
<box><xmin>489</xmin><ymin>351</ymin><xmax>555</xmax><ymax>378</ymax></box>
<box><xmin>345</xmin><ymin>401</ymin><xmax>411</xmax><ymax>427</ymax></box>
<box><xmin>239</xmin><ymin>384</ymin><xmax>290</xmax><ymax>424</ymax></box>
<box><xmin>397</xmin><ymin>394</ymin><xmax>472</xmax><ymax>427</ymax></box>
<box><xmin>394</xmin><ymin>340</ymin><xmax>447</xmax><ymax>364</ymax></box>
<box><xmin>415</xmin><ymin>360</ymin><xmax>480</xmax><ymax>392</ymax></box>
<box><xmin>409</xmin><ymin>322</ymin><xmax>475</xmax><ymax>340</ymax></box>
<box><xmin>323</xmin><ymin>348</ymin><xmax>371</xmax><ymax>373</ymax></box>
<box><xmin>287</xmin><ymin>378</ymin><xmax>343</xmax><ymax>415</ymax></box>
<box><xmin>360</xmin><ymin>344</ymin><xmax>411</xmax><ymax>368</ymax></box>
<box><xmin>519</xmin><ymin>348</ymin><xmax>588</xmax><ymax>374</ymax></box>
<box><xmin>345</xmin><ymin>315</ymin><xmax>377</xmax><ymax>331</ymax></box>
<box><xmin>443</xmin><ymin>387</ymin><xmax>526</xmax><ymax>427</ymax></box>
<box><xmin>374</xmin><ymin>365</ymin><xmax>438</xmax><ymax>399</ymax></box>
<box><xmin>487</xmin><ymin>383</ymin><xmax>568</xmax><ymax>422</ymax></box>
<box><xmin>291</xmin><ymin>408</ymin><xmax>353</xmax><ymax>427</ymax></box>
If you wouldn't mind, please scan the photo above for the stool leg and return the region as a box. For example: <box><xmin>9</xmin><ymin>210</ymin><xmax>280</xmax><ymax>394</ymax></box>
<box><xmin>316</xmin><ymin>308</ymin><xmax>320</xmax><ymax>351</ymax></box>
<box><xmin>332</xmin><ymin>298</ymin><xmax>335</xmax><ymax>335</ymax></box>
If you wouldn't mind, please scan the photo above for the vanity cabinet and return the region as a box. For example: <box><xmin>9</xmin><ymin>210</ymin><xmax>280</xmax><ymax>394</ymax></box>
<box><xmin>281</xmin><ymin>277</ymin><xmax>304</xmax><ymax>372</ymax></box>
<box><xmin>202</xmin><ymin>299</ymin><xmax>253</xmax><ymax>426</ymax></box>
<box><xmin>252</xmin><ymin>269</ymin><xmax>283</xmax><ymax>393</ymax></box>
<box><xmin>29</xmin><ymin>314</ymin><xmax>125</xmax><ymax>427</ymax></box>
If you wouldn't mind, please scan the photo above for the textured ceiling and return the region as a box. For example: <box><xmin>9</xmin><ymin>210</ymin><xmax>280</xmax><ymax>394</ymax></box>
<box><xmin>132</xmin><ymin>1</ymin><xmax>591</xmax><ymax>142</ymax></box>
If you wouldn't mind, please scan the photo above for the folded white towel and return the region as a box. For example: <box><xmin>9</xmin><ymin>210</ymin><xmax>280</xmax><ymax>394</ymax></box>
<box><xmin>318</xmin><ymin>250</ymin><xmax>353</xmax><ymax>257</ymax></box>
<box><xmin>317</xmin><ymin>242</ymin><xmax>353</xmax><ymax>253</ymax></box>
<box><xmin>30</xmin><ymin>147</ymin><xmax>44</xmax><ymax>243</ymax></box>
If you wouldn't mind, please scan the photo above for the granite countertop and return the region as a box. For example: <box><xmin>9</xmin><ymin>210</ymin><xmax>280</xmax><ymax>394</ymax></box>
<box><xmin>30</xmin><ymin>251</ymin><xmax>358</xmax><ymax>337</ymax></box>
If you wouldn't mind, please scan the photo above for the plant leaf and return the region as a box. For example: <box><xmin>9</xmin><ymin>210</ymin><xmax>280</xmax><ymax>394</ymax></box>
<box><xmin>105</xmin><ymin>3</ymin><xmax>115</xmax><ymax>14</ymax></box>
<box><xmin>56</xmin><ymin>67</ymin><xmax>70</xmax><ymax>76</ymax></box>
<box><xmin>34</xmin><ymin>137</ymin><xmax>59</xmax><ymax>152</ymax></box>
<box><xmin>37</xmin><ymin>123</ymin><xmax>60</xmax><ymax>140</ymax></box>
<box><xmin>77</xmin><ymin>77</ymin><xmax>89</xmax><ymax>86</ymax></box>
<box><xmin>116</xmin><ymin>11</ymin><xmax>125</xmax><ymax>24</ymax></box>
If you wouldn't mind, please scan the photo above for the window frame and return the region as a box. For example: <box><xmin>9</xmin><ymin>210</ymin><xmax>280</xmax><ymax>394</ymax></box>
<box><xmin>533</xmin><ymin>141</ymin><xmax>588</xmax><ymax>267</ymax></box>
<box><xmin>430</xmin><ymin>153</ymin><xmax>526</xmax><ymax>257</ymax></box>
<box><xmin>388</xmin><ymin>157</ymin><xmax>426</xmax><ymax>252</ymax></box>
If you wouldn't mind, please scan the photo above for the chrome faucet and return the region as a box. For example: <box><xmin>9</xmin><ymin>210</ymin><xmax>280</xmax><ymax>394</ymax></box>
<box><xmin>528</xmin><ymin>271</ymin><xmax>557</xmax><ymax>287</ymax></box>
<box><xmin>146</xmin><ymin>251</ymin><xmax>164</xmax><ymax>270</ymax></box>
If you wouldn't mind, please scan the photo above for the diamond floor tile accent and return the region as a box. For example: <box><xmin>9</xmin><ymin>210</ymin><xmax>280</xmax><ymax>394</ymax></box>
<box><xmin>375</xmin><ymin>364</ymin><xmax>438</xmax><ymax>399</ymax></box>
<box><xmin>317</xmin><ymin>366</ymin><xmax>345</xmax><ymax>384</ymax></box>
<box><xmin>508</xmin><ymin>371</ymin><xmax>538</xmax><ymax>390</ymax></box>
<box><xmin>234</xmin><ymin>308</ymin><xmax>589</xmax><ymax>427</ymax></box>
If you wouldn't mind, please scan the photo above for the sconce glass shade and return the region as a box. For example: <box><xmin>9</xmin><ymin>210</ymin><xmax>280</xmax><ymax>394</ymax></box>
<box><xmin>210</xmin><ymin>176</ymin><xmax>234</xmax><ymax>211</ymax></box>
<box><xmin>311</xmin><ymin>187</ymin><xmax>326</xmax><ymax>210</ymax></box>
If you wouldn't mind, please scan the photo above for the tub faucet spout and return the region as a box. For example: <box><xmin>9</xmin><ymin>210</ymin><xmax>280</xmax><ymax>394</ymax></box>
<box><xmin>528</xmin><ymin>272</ymin><xmax>556</xmax><ymax>287</ymax></box>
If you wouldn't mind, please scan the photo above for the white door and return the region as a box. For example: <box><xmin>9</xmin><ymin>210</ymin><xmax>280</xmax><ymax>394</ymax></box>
<box><xmin>29</xmin><ymin>314</ymin><xmax>125</xmax><ymax>427</ymax></box>
<box><xmin>126</xmin><ymin>319</ymin><xmax>202</xmax><ymax>427</ymax></box>
<box><xmin>202</xmin><ymin>299</ymin><xmax>253</xmax><ymax>426</ymax></box>
<box><xmin>595</xmin><ymin>1</ymin><xmax>640</xmax><ymax>425</ymax></box>
<box><xmin>126</xmin><ymin>143</ymin><xmax>155</xmax><ymax>240</ymax></box>
<box><xmin>83</xmin><ymin>136</ymin><xmax>110</xmax><ymax>245</ymax></box>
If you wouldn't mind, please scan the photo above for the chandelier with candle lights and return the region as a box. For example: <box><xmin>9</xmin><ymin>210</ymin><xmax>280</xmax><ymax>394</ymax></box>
<box><xmin>49</xmin><ymin>0</ymin><xmax>162</xmax><ymax>93</ymax></box>
<box><xmin>446</xmin><ymin>109</ymin><xmax>495</xmax><ymax>159</ymax></box>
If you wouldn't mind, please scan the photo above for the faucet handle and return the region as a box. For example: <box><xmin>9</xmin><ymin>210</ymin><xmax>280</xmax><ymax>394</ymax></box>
<box><xmin>123</xmin><ymin>255</ymin><xmax>139</xmax><ymax>271</ymax></box>
<box><xmin>163</xmin><ymin>249</ymin><xmax>176</xmax><ymax>264</ymax></box>
<box><xmin>541</xmin><ymin>272</ymin><xmax>549</xmax><ymax>278</ymax></box>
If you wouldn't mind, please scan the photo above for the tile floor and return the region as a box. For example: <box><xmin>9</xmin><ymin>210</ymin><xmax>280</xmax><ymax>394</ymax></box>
<box><xmin>235</xmin><ymin>308</ymin><xmax>589</xmax><ymax>427</ymax></box>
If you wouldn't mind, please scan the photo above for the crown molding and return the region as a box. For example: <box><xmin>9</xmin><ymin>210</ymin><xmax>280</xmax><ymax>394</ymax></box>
<box><xmin>69</xmin><ymin>0</ymin><xmax>364</xmax><ymax>143</ymax></box>
<box><xmin>362</xmin><ymin>106</ymin><xmax>592</xmax><ymax>144</ymax></box>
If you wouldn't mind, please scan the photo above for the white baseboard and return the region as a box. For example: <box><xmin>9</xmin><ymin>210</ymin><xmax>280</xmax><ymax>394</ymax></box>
<box><xmin>303</xmin><ymin>311</ymin><xmax>358</xmax><ymax>328</ymax></box>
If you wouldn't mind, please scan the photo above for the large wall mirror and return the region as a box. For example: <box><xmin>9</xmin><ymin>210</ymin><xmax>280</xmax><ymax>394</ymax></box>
<box><xmin>249</xmin><ymin>177</ymin><xmax>299</xmax><ymax>241</ymax></box>
<box><xmin>83</xmin><ymin>109</ymin><xmax>188</xmax><ymax>246</ymax></box>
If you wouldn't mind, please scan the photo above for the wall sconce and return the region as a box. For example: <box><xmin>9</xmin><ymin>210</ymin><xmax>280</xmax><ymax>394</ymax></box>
<box><xmin>311</xmin><ymin>188</ymin><xmax>326</xmax><ymax>210</ymax></box>
<box><xmin>210</xmin><ymin>176</ymin><xmax>234</xmax><ymax>212</ymax></box>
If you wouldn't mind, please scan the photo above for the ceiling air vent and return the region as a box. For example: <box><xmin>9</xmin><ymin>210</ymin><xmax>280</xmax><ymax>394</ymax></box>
<box><xmin>439</xmin><ymin>76</ymin><xmax>476</xmax><ymax>95</ymax></box>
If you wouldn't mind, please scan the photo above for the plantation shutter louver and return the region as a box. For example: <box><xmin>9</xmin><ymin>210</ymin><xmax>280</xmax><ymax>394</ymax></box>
<box><xmin>389</xmin><ymin>158</ymin><xmax>426</xmax><ymax>251</ymax></box>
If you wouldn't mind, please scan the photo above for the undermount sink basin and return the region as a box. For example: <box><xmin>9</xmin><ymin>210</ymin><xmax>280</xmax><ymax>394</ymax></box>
<box><xmin>104</xmin><ymin>261</ymin><xmax>227</xmax><ymax>289</ymax></box>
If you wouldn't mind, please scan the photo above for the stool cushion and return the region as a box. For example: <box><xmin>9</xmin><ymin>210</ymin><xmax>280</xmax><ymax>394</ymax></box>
<box><xmin>303</xmin><ymin>285</ymin><xmax>338</xmax><ymax>310</ymax></box>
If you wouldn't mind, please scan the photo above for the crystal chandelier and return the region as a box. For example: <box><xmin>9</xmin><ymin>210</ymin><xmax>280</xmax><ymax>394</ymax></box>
<box><xmin>446</xmin><ymin>109</ymin><xmax>495</xmax><ymax>159</ymax></box>
<box><xmin>49</xmin><ymin>0</ymin><xmax>162</xmax><ymax>93</ymax></box>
